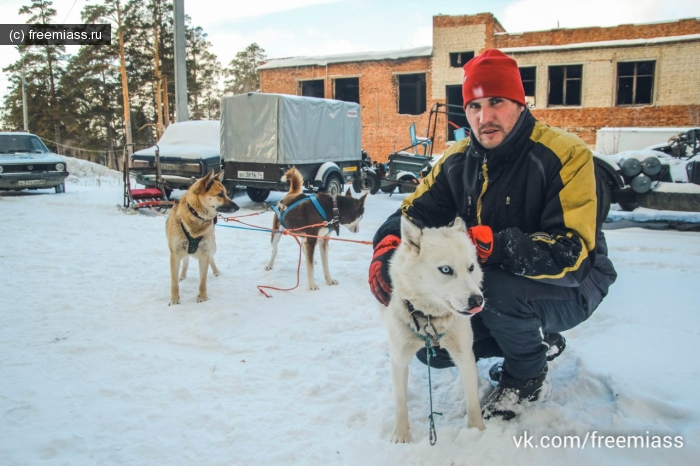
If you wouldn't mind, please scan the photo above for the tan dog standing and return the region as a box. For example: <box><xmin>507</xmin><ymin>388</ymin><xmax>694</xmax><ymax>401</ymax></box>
<box><xmin>166</xmin><ymin>170</ymin><xmax>239</xmax><ymax>304</ymax></box>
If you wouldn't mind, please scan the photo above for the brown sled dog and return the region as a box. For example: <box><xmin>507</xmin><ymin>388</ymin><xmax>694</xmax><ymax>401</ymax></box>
<box><xmin>166</xmin><ymin>170</ymin><xmax>239</xmax><ymax>304</ymax></box>
<box><xmin>265</xmin><ymin>167</ymin><xmax>367</xmax><ymax>290</ymax></box>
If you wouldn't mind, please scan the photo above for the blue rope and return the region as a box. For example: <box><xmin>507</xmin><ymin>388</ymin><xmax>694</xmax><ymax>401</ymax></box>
<box><xmin>425</xmin><ymin>336</ymin><xmax>443</xmax><ymax>446</ymax></box>
<box><xmin>216</xmin><ymin>224</ymin><xmax>272</xmax><ymax>233</ymax></box>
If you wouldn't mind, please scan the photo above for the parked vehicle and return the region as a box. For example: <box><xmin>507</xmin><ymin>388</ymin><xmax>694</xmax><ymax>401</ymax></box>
<box><xmin>0</xmin><ymin>132</ymin><xmax>69</xmax><ymax>193</ymax></box>
<box><xmin>130</xmin><ymin>120</ymin><xmax>222</xmax><ymax>197</ymax></box>
<box><xmin>220</xmin><ymin>93</ymin><xmax>364</xmax><ymax>202</ymax></box>
<box><xmin>351</xmin><ymin>149</ymin><xmax>381</xmax><ymax>195</ymax></box>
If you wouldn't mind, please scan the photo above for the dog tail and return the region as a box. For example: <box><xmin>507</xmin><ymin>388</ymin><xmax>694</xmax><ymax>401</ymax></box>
<box><xmin>282</xmin><ymin>166</ymin><xmax>303</xmax><ymax>195</ymax></box>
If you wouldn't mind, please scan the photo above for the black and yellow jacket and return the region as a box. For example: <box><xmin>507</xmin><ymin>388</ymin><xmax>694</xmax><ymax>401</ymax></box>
<box><xmin>374</xmin><ymin>109</ymin><xmax>616</xmax><ymax>290</ymax></box>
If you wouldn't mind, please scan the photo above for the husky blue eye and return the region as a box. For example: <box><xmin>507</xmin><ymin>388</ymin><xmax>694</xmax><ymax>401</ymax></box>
<box><xmin>439</xmin><ymin>266</ymin><xmax>453</xmax><ymax>275</ymax></box>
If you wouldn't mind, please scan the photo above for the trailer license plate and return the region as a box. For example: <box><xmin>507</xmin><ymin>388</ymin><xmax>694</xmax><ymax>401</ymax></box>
<box><xmin>18</xmin><ymin>179</ymin><xmax>45</xmax><ymax>186</ymax></box>
<box><xmin>238</xmin><ymin>171</ymin><xmax>264</xmax><ymax>180</ymax></box>
<box><xmin>161</xmin><ymin>163</ymin><xmax>180</xmax><ymax>171</ymax></box>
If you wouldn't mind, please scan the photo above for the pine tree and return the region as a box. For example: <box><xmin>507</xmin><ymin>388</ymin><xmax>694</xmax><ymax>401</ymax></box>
<box><xmin>223</xmin><ymin>43</ymin><xmax>266</xmax><ymax>95</ymax></box>
<box><xmin>187</xmin><ymin>26</ymin><xmax>221</xmax><ymax>120</ymax></box>
<box><xmin>82</xmin><ymin>0</ymin><xmax>138</xmax><ymax>158</ymax></box>
<box><xmin>2</xmin><ymin>0</ymin><xmax>66</xmax><ymax>150</ymax></box>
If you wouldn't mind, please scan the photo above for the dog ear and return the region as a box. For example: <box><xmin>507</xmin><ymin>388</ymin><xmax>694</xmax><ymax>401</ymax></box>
<box><xmin>359</xmin><ymin>192</ymin><xmax>368</xmax><ymax>205</ymax></box>
<box><xmin>450</xmin><ymin>216</ymin><xmax>467</xmax><ymax>233</ymax></box>
<box><xmin>204</xmin><ymin>170</ymin><xmax>216</xmax><ymax>191</ymax></box>
<box><xmin>345</xmin><ymin>187</ymin><xmax>352</xmax><ymax>197</ymax></box>
<box><xmin>400</xmin><ymin>216</ymin><xmax>422</xmax><ymax>252</ymax></box>
<box><xmin>216</xmin><ymin>170</ymin><xmax>225</xmax><ymax>182</ymax></box>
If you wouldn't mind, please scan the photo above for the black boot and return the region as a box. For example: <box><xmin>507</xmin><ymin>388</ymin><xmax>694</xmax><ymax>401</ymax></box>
<box><xmin>415</xmin><ymin>346</ymin><xmax>455</xmax><ymax>369</ymax></box>
<box><xmin>489</xmin><ymin>332</ymin><xmax>566</xmax><ymax>384</ymax></box>
<box><xmin>482</xmin><ymin>364</ymin><xmax>551</xmax><ymax>421</ymax></box>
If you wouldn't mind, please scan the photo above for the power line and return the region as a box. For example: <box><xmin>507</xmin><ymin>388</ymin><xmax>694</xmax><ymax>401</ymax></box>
<box><xmin>62</xmin><ymin>0</ymin><xmax>80</xmax><ymax>24</ymax></box>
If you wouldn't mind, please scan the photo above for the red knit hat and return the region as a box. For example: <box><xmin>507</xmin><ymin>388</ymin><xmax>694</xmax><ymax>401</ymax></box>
<box><xmin>462</xmin><ymin>49</ymin><xmax>526</xmax><ymax>108</ymax></box>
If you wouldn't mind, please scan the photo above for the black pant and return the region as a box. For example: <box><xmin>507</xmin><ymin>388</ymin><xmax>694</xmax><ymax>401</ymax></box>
<box><xmin>473</xmin><ymin>266</ymin><xmax>599</xmax><ymax>380</ymax></box>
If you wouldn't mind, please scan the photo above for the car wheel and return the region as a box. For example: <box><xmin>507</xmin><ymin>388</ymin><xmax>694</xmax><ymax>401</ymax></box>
<box><xmin>398</xmin><ymin>175</ymin><xmax>418</xmax><ymax>194</ymax></box>
<box><xmin>246</xmin><ymin>187</ymin><xmax>271</xmax><ymax>203</ymax></box>
<box><xmin>322</xmin><ymin>174</ymin><xmax>343</xmax><ymax>197</ymax></box>
<box><xmin>55</xmin><ymin>182</ymin><xmax>65</xmax><ymax>194</ymax></box>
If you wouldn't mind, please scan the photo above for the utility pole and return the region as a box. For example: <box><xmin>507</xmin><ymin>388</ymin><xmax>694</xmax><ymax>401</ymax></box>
<box><xmin>173</xmin><ymin>0</ymin><xmax>188</xmax><ymax>122</ymax></box>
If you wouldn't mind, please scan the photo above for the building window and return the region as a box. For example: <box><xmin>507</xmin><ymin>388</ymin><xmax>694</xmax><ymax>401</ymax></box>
<box><xmin>617</xmin><ymin>61</ymin><xmax>655</xmax><ymax>105</ymax></box>
<box><xmin>520</xmin><ymin>67</ymin><xmax>536</xmax><ymax>97</ymax></box>
<box><xmin>299</xmin><ymin>79</ymin><xmax>324</xmax><ymax>98</ymax></box>
<box><xmin>449</xmin><ymin>51</ymin><xmax>474</xmax><ymax>68</ymax></box>
<box><xmin>397</xmin><ymin>73</ymin><xmax>426</xmax><ymax>115</ymax></box>
<box><xmin>446</xmin><ymin>85</ymin><xmax>469</xmax><ymax>141</ymax></box>
<box><xmin>333</xmin><ymin>77</ymin><xmax>360</xmax><ymax>104</ymax></box>
<box><xmin>548</xmin><ymin>65</ymin><xmax>582</xmax><ymax>106</ymax></box>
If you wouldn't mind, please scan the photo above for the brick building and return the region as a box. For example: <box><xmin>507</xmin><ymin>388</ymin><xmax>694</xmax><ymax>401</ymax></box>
<box><xmin>258</xmin><ymin>13</ymin><xmax>700</xmax><ymax>162</ymax></box>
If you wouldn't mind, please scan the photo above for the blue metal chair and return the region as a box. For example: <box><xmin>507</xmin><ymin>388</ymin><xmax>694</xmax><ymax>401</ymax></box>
<box><xmin>453</xmin><ymin>127</ymin><xmax>467</xmax><ymax>141</ymax></box>
<box><xmin>409</xmin><ymin>122</ymin><xmax>431</xmax><ymax>156</ymax></box>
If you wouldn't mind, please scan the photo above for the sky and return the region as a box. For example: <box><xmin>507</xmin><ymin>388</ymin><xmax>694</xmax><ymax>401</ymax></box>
<box><xmin>1</xmin><ymin>0</ymin><xmax>700</xmax><ymax>102</ymax></box>
<box><xmin>1</xmin><ymin>156</ymin><xmax>699</xmax><ymax>464</ymax></box>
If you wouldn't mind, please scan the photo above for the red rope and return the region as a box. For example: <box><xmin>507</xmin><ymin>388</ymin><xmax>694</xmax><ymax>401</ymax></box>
<box><xmin>217</xmin><ymin>212</ymin><xmax>372</xmax><ymax>297</ymax></box>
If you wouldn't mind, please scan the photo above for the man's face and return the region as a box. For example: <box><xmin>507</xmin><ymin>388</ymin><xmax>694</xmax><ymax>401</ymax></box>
<box><xmin>465</xmin><ymin>97</ymin><xmax>524</xmax><ymax>150</ymax></box>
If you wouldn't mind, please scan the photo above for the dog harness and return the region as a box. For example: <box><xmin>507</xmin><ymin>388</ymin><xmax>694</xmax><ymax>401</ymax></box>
<box><xmin>181</xmin><ymin>203</ymin><xmax>215</xmax><ymax>254</ymax></box>
<box><xmin>272</xmin><ymin>194</ymin><xmax>340</xmax><ymax>235</ymax></box>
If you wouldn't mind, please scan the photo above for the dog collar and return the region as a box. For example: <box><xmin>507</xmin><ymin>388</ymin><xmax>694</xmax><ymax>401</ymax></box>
<box><xmin>187</xmin><ymin>202</ymin><xmax>210</xmax><ymax>222</ymax></box>
<box><xmin>405</xmin><ymin>300</ymin><xmax>443</xmax><ymax>346</ymax></box>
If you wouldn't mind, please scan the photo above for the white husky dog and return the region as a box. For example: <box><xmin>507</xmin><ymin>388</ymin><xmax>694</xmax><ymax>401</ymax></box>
<box><xmin>381</xmin><ymin>216</ymin><xmax>486</xmax><ymax>443</ymax></box>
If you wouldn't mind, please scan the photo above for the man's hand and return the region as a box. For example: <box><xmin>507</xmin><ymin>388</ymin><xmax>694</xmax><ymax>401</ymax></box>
<box><xmin>368</xmin><ymin>235</ymin><xmax>400</xmax><ymax>306</ymax></box>
<box><xmin>468</xmin><ymin>225</ymin><xmax>493</xmax><ymax>263</ymax></box>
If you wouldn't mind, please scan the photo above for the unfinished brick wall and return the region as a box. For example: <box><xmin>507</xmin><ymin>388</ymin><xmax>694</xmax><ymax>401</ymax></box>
<box><xmin>260</xmin><ymin>56</ymin><xmax>437</xmax><ymax>163</ymax></box>
<box><xmin>492</xmin><ymin>18</ymin><xmax>700</xmax><ymax>49</ymax></box>
<box><xmin>260</xmin><ymin>13</ymin><xmax>700</xmax><ymax>161</ymax></box>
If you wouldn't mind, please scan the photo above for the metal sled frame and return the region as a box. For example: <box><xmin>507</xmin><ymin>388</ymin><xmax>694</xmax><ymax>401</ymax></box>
<box><xmin>122</xmin><ymin>143</ymin><xmax>174</xmax><ymax>213</ymax></box>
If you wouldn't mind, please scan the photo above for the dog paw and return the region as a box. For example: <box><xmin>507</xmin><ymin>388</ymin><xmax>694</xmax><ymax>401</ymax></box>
<box><xmin>468</xmin><ymin>418</ymin><xmax>486</xmax><ymax>431</ymax></box>
<box><xmin>197</xmin><ymin>295</ymin><xmax>209</xmax><ymax>303</ymax></box>
<box><xmin>179</xmin><ymin>276</ymin><xmax>187</xmax><ymax>282</ymax></box>
<box><xmin>213</xmin><ymin>270</ymin><xmax>220</xmax><ymax>277</ymax></box>
<box><xmin>169</xmin><ymin>299</ymin><xmax>180</xmax><ymax>306</ymax></box>
<box><xmin>326</xmin><ymin>279</ymin><xmax>339</xmax><ymax>286</ymax></box>
<box><xmin>264</xmin><ymin>266</ymin><xmax>273</xmax><ymax>271</ymax></box>
<box><xmin>390</xmin><ymin>428</ymin><xmax>411</xmax><ymax>443</ymax></box>
<box><xmin>307</xmin><ymin>284</ymin><xmax>319</xmax><ymax>291</ymax></box>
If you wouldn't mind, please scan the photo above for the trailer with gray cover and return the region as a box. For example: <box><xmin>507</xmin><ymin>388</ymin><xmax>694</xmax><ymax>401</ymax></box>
<box><xmin>220</xmin><ymin>93</ymin><xmax>364</xmax><ymax>202</ymax></box>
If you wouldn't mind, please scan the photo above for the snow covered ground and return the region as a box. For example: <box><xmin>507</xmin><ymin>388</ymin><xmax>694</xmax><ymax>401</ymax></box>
<box><xmin>1</xmin><ymin>159</ymin><xmax>699</xmax><ymax>465</ymax></box>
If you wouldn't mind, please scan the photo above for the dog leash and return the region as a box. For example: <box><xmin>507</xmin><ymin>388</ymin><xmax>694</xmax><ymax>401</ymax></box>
<box><xmin>405</xmin><ymin>300</ymin><xmax>444</xmax><ymax>446</ymax></box>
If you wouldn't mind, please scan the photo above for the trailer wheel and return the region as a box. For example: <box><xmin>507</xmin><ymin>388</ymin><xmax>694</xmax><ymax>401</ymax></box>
<box><xmin>616</xmin><ymin>190</ymin><xmax>638</xmax><ymax>212</ymax></box>
<box><xmin>246</xmin><ymin>187</ymin><xmax>271</xmax><ymax>203</ymax></box>
<box><xmin>398</xmin><ymin>175</ymin><xmax>418</xmax><ymax>194</ymax></box>
<box><xmin>352</xmin><ymin>170</ymin><xmax>380</xmax><ymax>194</ymax></box>
<box><xmin>322</xmin><ymin>174</ymin><xmax>344</xmax><ymax>197</ymax></box>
